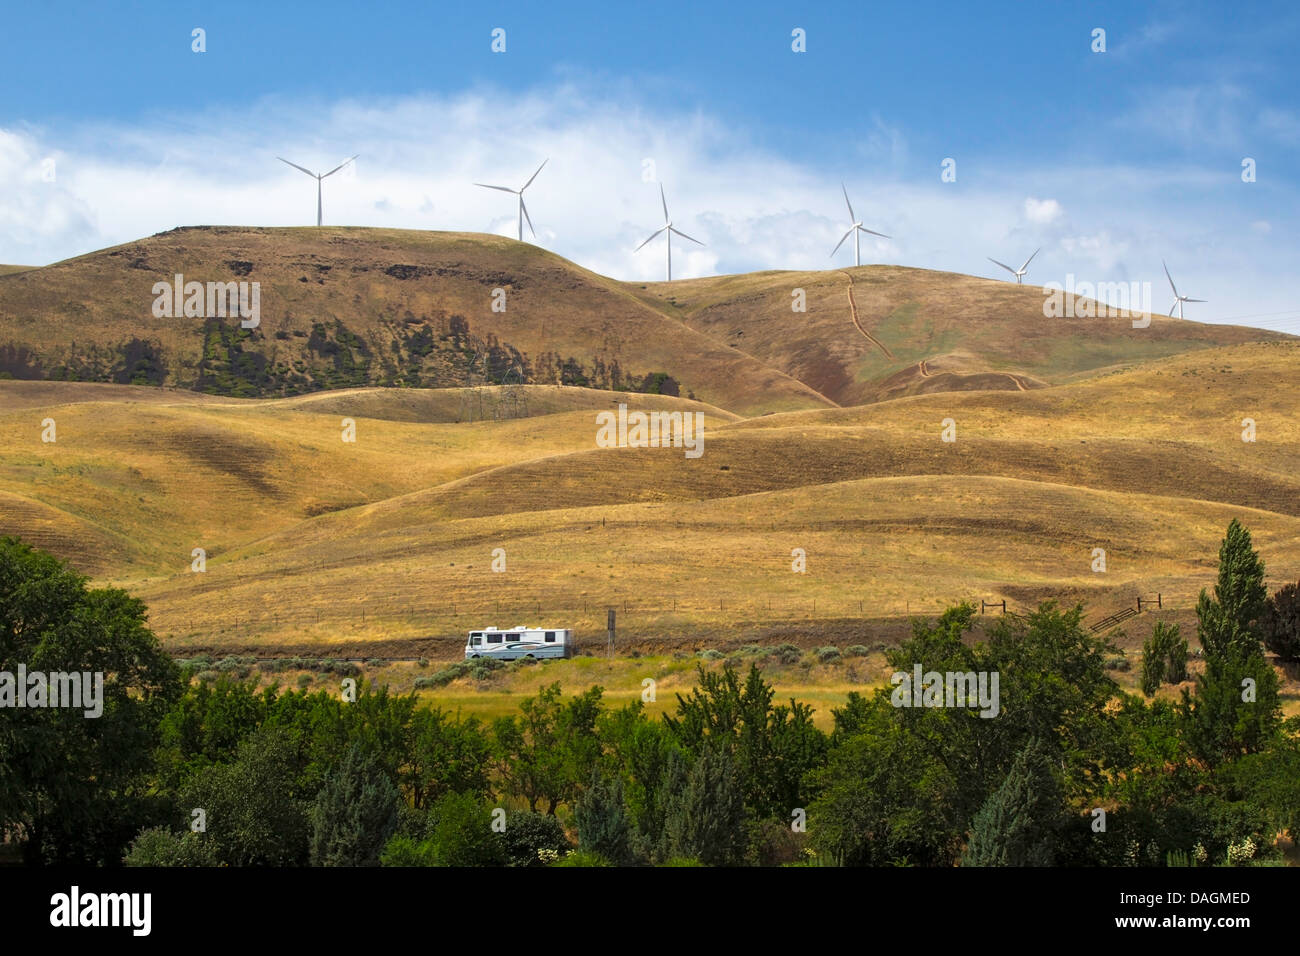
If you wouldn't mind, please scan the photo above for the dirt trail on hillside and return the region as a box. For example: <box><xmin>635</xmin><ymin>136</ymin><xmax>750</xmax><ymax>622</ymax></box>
<box><xmin>840</xmin><ymin>270</ymin><xmax>894</xmax><ymax>359</ymax></box>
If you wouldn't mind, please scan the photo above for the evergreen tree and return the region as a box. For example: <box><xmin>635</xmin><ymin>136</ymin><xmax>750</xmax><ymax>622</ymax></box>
<box><xmin>309</xmin><ymin>742</ymin><xmax>400</xmax><ymax>867</ymax></box>
<box><xmin>962</xmin><ymin>738</ymin><xmax>1063</xmax><ymax>867</ymax></box>
<box><xmin>659</xmin><ymin>741</ymin><xmax>746</xmax><ymax>865</ymax></box>
<box><xmin>1181</xmin><ymin>521</ymin><xmax>1281</xmax><ymax>764</ymax></box>
<box><xmin>1262</xmin><ymin>582</ymin><xmax>1300</xmax><ymax>661</ymax></box>
<box><xmin>1197</xmin><ymin>519</ymin><xmax>1268</xmax><ymax>661</ymax></box>
<box><xmin>1140</xmin><ymin>631</ymin><xmax>1167</xmax><ymax>696</ymax></box>
<box><xmin>576</xmin><ymin>770</ymin><xmax>632</xmax><ymax>865</ymax></box>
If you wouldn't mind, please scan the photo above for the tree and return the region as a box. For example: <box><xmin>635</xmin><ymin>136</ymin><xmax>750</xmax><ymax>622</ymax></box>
<box><xmin>1262</xmin><ymin>582</ymin><xmax>1300</xmax><ymax>661</ymax></box>
<box><xmin>659</xmin><ymin>742</ymin><xmax>747</xmax><ymax>866</ymax></box>
<box><xmin>181</xmin><ymin>724</ymin><xmax>312</xmax><ymax>866</ymax></box>
<box><xmin>0</xmin><ymin>536</ymin><xmax>182</xmax><ymax>864</ymax></box>
<box><xmin>493</xmin><ymin>683</ymin><xmax>604</xmax><ymax>814</ymax></box>
<box><xmin>1141</xmin><ymin>621</ymin><xmax>1186</xmax><ymax>694</ymax></box>
<box><xmin>663</xmin><ymin>663</ymin><xmax>827</xmax><ymax>820</ymax></box>
<box><xmin>308</xmin><ymin>742</ymin><xmax>400</xmax><ymax>867</ymax></box>
<box><xmin>403</xmin><ymin>707</ymin><xmax>492</xmax><ymax>809</ymax></box>
<box><xmin>1140</xmin><ymin>631</ymin><xmax>1167</xmax><ymax>696</ymax></box>
<box><xmin>1196</xmin><ymin>518</ymin><xmax>1269</xmax><ymax>661</ymax></box>
<box><xmin>576</xmin><ymin>770</ymin><xmax>632</xmax><ymax>865</ymax></box>
<box><xmin>962</xmin><ymin>738</ymin><xmax>1065</xmax><ymax>867</ymax></box>
<box><xmin>1181</xmin><ymin>521</ymin><xmax>1282</xmax><ymax>764</ymax></box>
<box><xmin>808</xmin><ymin>695</ymin><xmax>963</xmax><ymax>867</ymax></box>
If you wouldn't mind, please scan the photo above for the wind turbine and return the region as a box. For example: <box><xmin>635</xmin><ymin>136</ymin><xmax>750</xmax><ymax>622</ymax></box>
<box><xmin>475</xmin><ymin>159</ymin><xmax>548</xmax><ymax>242</ymax></box>
<box><xmin>635</xmin><ymin>183</ymin><xmax>703</xmax><ymax>281</ymax></box>
<box><xmin>277</xmin><ymin>155</ymin><xmax>357</xmax><ymax>227</ymax></box>
<box><xmin>830</xmin><ymin>184</ymin><xmax>890</xmax><ymax>267</ymax></box>
<box><xmin>1163</xmin><ymin>260</ymin><xmax>1206</xmax><ymax>319</ymax></box>
<box><xmin>987</xmin><ymin>248</ymin><xmax>1041</xmax><ymax>284</ymax></box>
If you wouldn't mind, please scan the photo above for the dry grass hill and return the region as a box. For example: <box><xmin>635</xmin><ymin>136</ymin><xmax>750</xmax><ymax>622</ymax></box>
<box><xmin>1</xmin><ymin>229</ymin><xmax>1296</xmax><ymax>722</ymax></box>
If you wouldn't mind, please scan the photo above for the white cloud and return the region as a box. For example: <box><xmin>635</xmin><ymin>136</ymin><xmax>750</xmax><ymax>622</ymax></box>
<box><xmin>1023</xmin><ymin>197</ymin><xmax>1064</xmax><ymax>225</ymax></box>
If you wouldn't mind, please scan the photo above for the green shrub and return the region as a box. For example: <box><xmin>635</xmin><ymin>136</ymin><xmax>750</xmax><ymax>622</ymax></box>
<box><xmin>500</xmin><ymin>811</ymin><xmax>571</xmax><ymax>867</ymax></box>
<box><xmin>698</xmin><ymin>649</ymin><xmax>724</xmax><ymax>661</ymax></box>
<box><xmin>816</xmin><ymin>646</ymin><xmax>841</xmax><ymax>663</ymax></box>
<box><xmin>551</xmin><ymin>849</ymin><xmax>611</xmax><ymax>867</ymax></box>
<box><xmin>845</xmin><ymin>645</ymin><xmax>870</xmax><ymax>657</ymax></box>
<box><xmin>124</xmin><ymin>827</ymin><xmax>218</xmax><ymax>866</ymax></box>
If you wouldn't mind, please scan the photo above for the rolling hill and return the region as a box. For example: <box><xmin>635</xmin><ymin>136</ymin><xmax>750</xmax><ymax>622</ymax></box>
<box><xmin>0</xmin><ymin>227</ymin><xmax>1285</xmax><ymax>417</ymax></box>
<box><xmin>2</xmin><ymin>341</ymin><xmax>1298</xmax><ymax>666</ymax></box>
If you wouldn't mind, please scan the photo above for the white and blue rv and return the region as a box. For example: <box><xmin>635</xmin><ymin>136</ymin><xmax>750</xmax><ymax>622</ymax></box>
<box><xmin>465</xmin><ymin>625</ymin><xmax>574</xmax><ymax>660</ymax></box>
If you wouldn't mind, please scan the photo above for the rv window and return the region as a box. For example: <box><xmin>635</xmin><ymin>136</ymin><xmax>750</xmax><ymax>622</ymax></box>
<box><xmin>545</xmin><ymin>632</ymin><xmax>556</xmax><ymax>642</ymax></box>
<box><xmin>470</xmin><ymin>637</ymin><xmax>481</xmax><ymax>646</ymax></box>
<box><xmin>471</xmin><ymin>632</ymin><xmax>482</xmax><ymax>638</ymax></box>
<box><xmin>486</xmin><ymin>634</ymin><xmax>503</xmax><ymax>644</ymax></box>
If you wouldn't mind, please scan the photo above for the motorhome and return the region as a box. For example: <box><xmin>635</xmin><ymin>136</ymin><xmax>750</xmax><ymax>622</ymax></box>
<box><xmin>465</xmin><ymin>626</ymin><xmax>574</xmax><ymax>660</ymax></box>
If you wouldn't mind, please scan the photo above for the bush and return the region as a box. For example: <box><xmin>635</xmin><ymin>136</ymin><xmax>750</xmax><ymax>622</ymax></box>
<box><xmin>816</xmin><ymin>646</ymin><xmax>841</xmax><ymax>664</ymax></box>
<box><xmin>551</xmin><ymin>850</ymin><xmax>610</xmax><ymax>867</ymax></box>
<box><xmin>425</xmin><ymin>658</ymin><xmax>507</xmax><ymax>688</ymax></box>
<box><xmin>296</xmin><ymin>673</ymin><xmax>313</xmax><ymax>689</ymax></box>
<box><xmin>417</xmin><ymin>658</ymin><xmax>430</xmax><ymax>668</ymax></box>
<box><xmin>1103</xmin><ymin>655</ymin><xmax>1130</xmax><ymax>671</ymax></box>
<box><xmin>698</xmin><ymin>649</ymin><xmax>724</xmax><ymax>661</ymax></box>
<box><xmin>768</xmin><ymin>643</ymin><xmax>802</xmax><ymax>665</ymax></box>
<box><xmin>845</xmin><ymin>645</ymin><xmax>870</xmax><ymax>657</ymax></box>
<box><xmin>124</xmin><ymin>827</ymin><xmax>218</xmax><ymax>867</ymax></box>
<box><xmin>379</xmin><ymin>834</ymin><xmax>438</xmax><ymax>867</ymax></box>
<box><xmin>500</xmin><ymin>811</ymin><xmax>571</xmax><ymax>867</ymax></box>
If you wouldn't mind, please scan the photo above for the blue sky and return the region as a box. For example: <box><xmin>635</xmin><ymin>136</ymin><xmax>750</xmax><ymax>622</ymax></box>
<box><xmin>2</xmin><ymin>0</ymin><xmax>1298</xmax><ymax>330</ymax></box>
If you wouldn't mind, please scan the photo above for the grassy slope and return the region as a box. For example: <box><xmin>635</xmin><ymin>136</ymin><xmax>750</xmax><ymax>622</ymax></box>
<box><xmin>631</xmin><ymin>265</ymin><xmax>1288</xmax><ymax>405</ymax></box>
<box><xmin>3</xmin><ymin>343</ymin><xmax>1296</xmax><ymax>681</ymax></box>
<box><xmin>0</xmin><ymin>227</ymin><xmax>830</xmax><ymax>416</ymax></box>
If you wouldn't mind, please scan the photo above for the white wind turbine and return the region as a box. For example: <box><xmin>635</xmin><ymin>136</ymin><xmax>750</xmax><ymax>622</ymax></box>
<box><xmin>475</xmin><ymin>159</ymin><xmax>548</xmax><ymax>242</ymax></box>
<box><xmin>1163</xmin><ymin>260</ymin><xmax>1206</xmax><ymax>319</ymax></box>
<box><xmin>987</xmin><ymin>247</ymin><xmax>1041</xmax><ymax>284</ymax></box>
<box><xmin>830</xmin><ymin>183</ymin><xmax>890</xmax><ymax>267</ymax></box>
<box><xmin>277</xmin><ymin>155</ymin><xmax>357</xmax><ymax>227</ymax></box>
<box><xmin>635</xmin><ymin>183</ymin><xmax>703</xmax><ymax>281</ymax></box>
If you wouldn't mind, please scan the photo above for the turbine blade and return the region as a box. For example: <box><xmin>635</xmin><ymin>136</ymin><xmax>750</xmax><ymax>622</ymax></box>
<box><xmin>831</xmin><ymin>228</ymin><xmax>855</xmax><ymax>257</ymax></box>
<box><xmin>1169</xmin><ymin>301</ymin><xmax>1178</xmax><ymax>317</ymax></box>
<box><xmin>278</xmin><ymin>157</ymin><xmax>317</xmax><ymax>178</ymax></box>
<box><xmin>475</xmin><ymin>183</ymin><xmax>518</xmax><ymax>193</ymax></box>
<box><xmin>322</xmin><ymin>155</ymin><xmax>358</xmax><ymax>178</ymax></box>
<box><xmin>1019</xmin><ymin>247</ymin><xmax>1041</xmax><ymax>272</ymax></box>
<box><xmin>841</xmin><ymin>182</ymin><xmax>855</xmax><ymax>222</ymax></box>
<box><xmin>635</xmin><ymin>227</ymin><xmax>668</xmax><ymax>252</ymax></box>
<box><xmin>521</xmin><ymin>158</ymin><xmax>548</xmax><ymax>191</ymax></box>
<box><xmin>858</xmin><ymin>227</ymin><xmax>891</xmax><ymax>239</ymax></box>
<box><xmin>521</xmin><ymin>197</ymin><xmax>536</xmax><ymax>238</ymax></box>
<box><xmin>1163</xmin><ymin>260</ymin><xmax>1178</xmax><ymax>297</ymax></box>
<box><xmin>1184</xmin><ymin>297</ymin><xmax>1207</xmax><ymax>303</ymax></box>
<box><xmin>988</xmin><ymin>257</ymin><xmax>1016</xmax><ymax>275</ymax></box>
<box><xmin>670</xmin><ymin>227</ymin><xmax>703</xmax><ymax>246</ymax></box>
<box><xmin>660</xmin><ymin>183</ymin><xmax>669</xmax><ymax>223</ymax></box>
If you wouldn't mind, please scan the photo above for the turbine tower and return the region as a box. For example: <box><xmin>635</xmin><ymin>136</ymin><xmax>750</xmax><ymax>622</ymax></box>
<box><xmin>475</xmin><ymin>159</ymin><xmax>548</xmax><ymax>242</ymax></box>
<box><xmin>277</xmin><ymin>155</ymin><xmax>357</xmax><ymax>227</ymax></box>
<box><xmin>1163</xmin><ymin>260</ymin><xmax>1206</xmax><ymax>319</ymax></box>
<box><xmin>988</xmin><ymin>248</ymin><xmax>1041</xmax><ymax>284</ymax></box>
<box><xmin>830</xmin><ymin>184</ymin><xmax>890</xmax><ymax>267</ymax></box>
<box><xmin>635</xmin><ymin>183</ymin><xmax>703</xmax><ymax>281</ymax></box>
